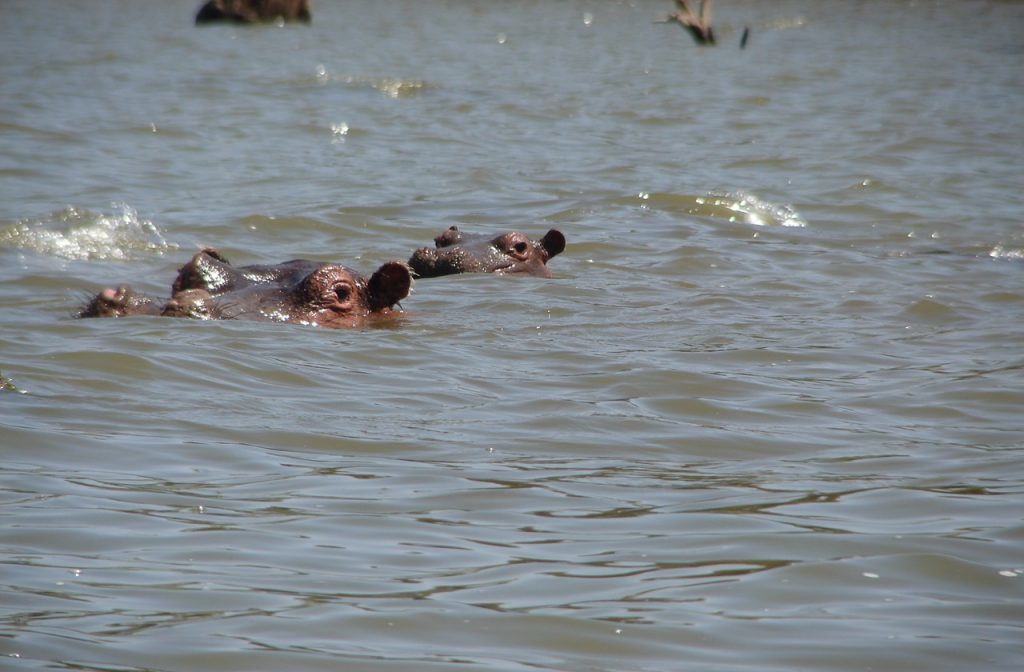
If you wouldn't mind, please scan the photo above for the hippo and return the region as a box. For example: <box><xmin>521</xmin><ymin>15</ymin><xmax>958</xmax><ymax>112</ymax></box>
<box><xmin>408</xmin><ymin>227</ymin><xmax>565</xmax><ymax>278</ymax></box>
<box><xmin>195</xmin><ymin>0</ymin><xmax>311</xmax><ymax>25</ymax></box>
<box><xmin>79</xmin><ymin>250</ymin><xmax>412</xmax><ymax>329</ymax></box>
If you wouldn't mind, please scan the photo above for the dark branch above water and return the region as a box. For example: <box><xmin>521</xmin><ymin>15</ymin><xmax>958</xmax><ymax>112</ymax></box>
<box><xmin>665</xmin><ymin>0</ymin><xmax>716</xmax><ymax>46</ymax></box>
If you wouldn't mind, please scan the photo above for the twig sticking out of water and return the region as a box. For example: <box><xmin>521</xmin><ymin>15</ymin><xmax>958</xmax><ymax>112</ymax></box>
<box><xmin>1</xmin><ymin>370</ymin><xmax>21</xmax><ymax>393</ymax></box>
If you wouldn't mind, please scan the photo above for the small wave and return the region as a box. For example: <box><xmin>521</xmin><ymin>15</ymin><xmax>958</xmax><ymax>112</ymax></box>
<box><xmin>988</xmin><ymin>243</ymin><xmax>1024</xmax><ymax>260</ymax></box>
<box><xmin>697</xmin><ymin>190</ymin><xmax>807</xmax><ymax>227</ymax></box>
<box><xmin>763</xmin><ymin>17</ymin><xmax>808</xmax><ymax>31</ymax></box>
<box><xmin>314</xmin><ymin>64</ymin><xmax>427</xmax><ymax>99</ymax></box>
<box><xmin>0</xmin><ymin>203</ymin><xmax>176</xmax><ymax>261</ymax></box>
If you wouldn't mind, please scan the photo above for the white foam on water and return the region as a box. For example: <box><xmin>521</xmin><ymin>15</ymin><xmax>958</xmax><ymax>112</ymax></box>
<box><xmin>0</xmin><ymin>203</ymin><xmax>176</xmax><ymax>261</ymax></box>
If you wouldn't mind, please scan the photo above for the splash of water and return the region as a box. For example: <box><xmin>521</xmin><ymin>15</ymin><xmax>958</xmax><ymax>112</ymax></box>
<box><xmin>701</xmin><ymin>190</ymin><xmax>807</xmax><ymax>227</ymax></box>
<box><xmin>0</xmin><ymin>203</ymin><xmax>176</xmax><ymax>261</ymax></box>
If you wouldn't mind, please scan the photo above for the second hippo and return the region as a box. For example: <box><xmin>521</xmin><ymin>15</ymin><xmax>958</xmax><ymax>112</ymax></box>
<box><xmin>408</xmin><ymin>227</ymin><xmax>565</xmax><ymax>278</ymax></box>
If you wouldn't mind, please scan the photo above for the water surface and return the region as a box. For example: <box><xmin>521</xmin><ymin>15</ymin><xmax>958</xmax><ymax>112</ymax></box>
<box><xmin>2</xmin><ymin>1</ymin><xmax>1023</xmax><ymax>670</ymax></box>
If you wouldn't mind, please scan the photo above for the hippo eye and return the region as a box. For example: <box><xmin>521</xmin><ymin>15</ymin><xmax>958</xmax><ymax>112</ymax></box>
<box><xmin>333</xmin><ymin>284</ymin><xmax>351</xmax><ymax>302</ymax></box>
<box><xmin>513</xmin><ymin>241</ymin><xmax>529</xmax><ymax>255</ymax></box>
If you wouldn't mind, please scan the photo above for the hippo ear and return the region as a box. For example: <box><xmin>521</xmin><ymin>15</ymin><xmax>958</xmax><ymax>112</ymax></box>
<box><xmin>199</xmin><ymin>247</ymin><xmax>231</xmax><ymax>264</ymax></box>
<box><xmin>434</xmin><ymin>225</ymin><xmax>462</xmax><ymax>248</ymax></box>
<box><xmin>539</xmin><ymin>229</ymin><xmax>566</xmax><ymax>260</ymax></box>
<box><xmin>367</xmin><ymin>261</ymin><xmax>413</xmax><ymax>311</ymax></box>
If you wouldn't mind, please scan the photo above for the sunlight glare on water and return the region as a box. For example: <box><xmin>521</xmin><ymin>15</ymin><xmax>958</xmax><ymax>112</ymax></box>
<box><xmin>700</xmin><ymin>191</ymin><xmax>807</xmax><ymax>226</ymax></box>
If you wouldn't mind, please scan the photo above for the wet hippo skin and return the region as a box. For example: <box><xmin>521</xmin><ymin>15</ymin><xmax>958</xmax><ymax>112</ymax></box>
<box><xmin>160</xmin><ymin>288</ymin><xmax>221</xmax><ymax>320</ymax></box>
<box><xmin>171</xmin><ymin>248</ymin><xmax>327</xmax><ymax>296</ymax></box>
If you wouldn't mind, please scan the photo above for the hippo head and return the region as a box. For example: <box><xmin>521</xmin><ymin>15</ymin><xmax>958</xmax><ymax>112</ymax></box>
<box><xmin>78</xmin><ymin>285</ymin><xmax>162</xmax><ymax>318</ymax></box>
<box><xmin>408</xmin><ymin>227</ymin><xmax>566</xmax><ymax>278</ymax></box>
<box><xmin>213</xmin><ymin>261</ymin><xmax>413</xmax><ymax>328</ymax></box>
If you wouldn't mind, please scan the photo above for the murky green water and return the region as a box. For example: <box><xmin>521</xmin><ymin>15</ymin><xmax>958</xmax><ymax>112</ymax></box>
<box><xmin>2</xmin><ymin>1</ymin><xmax>1023</xmax><ymax>670</ymax></box>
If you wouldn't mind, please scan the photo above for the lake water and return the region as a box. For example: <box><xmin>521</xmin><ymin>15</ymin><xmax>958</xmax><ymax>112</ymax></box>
<box><xmin>2</xmin><ymin>1</ymin><xmax>1023</xmax><ymax>670</ymax></box>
